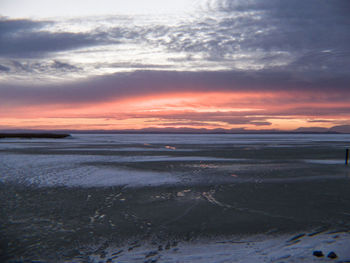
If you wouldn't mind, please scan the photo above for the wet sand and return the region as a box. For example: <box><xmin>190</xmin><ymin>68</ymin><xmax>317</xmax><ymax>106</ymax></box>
<box><xmin>1</xmin><ymin>179</ymin><xmax>350</xmax><ymax>262</ymax></box>
<box><xmin>1</xmin><ymin>134</ymin><xmax>350</xmax><ymax>262</ymax></box>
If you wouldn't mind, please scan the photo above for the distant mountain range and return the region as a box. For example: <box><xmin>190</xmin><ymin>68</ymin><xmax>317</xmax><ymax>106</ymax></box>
<box><xmin>1</xmin><ymin>125</ymin><xmax>350</xmax><ymax>134</ymax></box>
<box><xmin>294</xmin><ymin>125</ymin><xmax>350</xmax><ymax>134</ymax></box>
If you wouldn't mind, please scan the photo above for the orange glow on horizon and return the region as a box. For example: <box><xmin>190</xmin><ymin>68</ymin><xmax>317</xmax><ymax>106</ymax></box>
<box><xmin>1</xmin><ymin>91</ymin><xmax>349</xmax><ymax>131</ymax></box>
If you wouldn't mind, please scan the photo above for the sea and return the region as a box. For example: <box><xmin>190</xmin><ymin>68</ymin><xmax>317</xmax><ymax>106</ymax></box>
<box><xmin>1</xmin><ymin>133</ymin><xmax>350</xmax><ymax>262</ymax></box>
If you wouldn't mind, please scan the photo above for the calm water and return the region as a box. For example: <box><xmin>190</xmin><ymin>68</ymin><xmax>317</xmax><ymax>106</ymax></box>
<box><xmin>1</xmin><ymin>134</ymin><xmax>350</xmax><ymax>262</ymax></box>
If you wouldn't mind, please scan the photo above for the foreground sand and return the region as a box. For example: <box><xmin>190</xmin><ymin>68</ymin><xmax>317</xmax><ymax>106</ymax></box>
<box><xmin>1</xmin><ymin>134</ymin><xmax>350</xmax><ymax>262</ymax></box>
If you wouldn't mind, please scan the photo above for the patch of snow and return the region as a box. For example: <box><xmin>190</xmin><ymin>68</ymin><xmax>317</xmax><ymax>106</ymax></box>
<box><xmin>304</xmin><ymin>159</ymin><xmax>345</xmax><ymax>165</ymax></box>
<box><xmin>86</xmin><ymin>231</ymin><xmax>350</xmax><ymax>263</ymax></box>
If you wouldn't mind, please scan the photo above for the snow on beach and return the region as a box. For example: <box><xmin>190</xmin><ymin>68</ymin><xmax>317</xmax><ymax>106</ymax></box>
<box><xmin>87</xmin><ymin>231</ymin><xmax>350</xmax><ymax>263</ymax></box>
<box><xmin>1</xmin><ymin>134</ymin><xmax>350</xmax><ymax>262</ymax></box>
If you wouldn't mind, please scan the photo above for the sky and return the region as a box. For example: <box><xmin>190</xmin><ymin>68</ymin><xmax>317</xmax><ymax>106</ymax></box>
<box><xmin>0</xmin><ymin>0</ymin><xmax>350</xmax><ymax>131</ymax></box>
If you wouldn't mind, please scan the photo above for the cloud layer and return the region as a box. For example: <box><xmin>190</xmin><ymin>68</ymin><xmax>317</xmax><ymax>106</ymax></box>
<box><xmin>1</xmin><ymin>0</ymin><xmax>349</xmax><ymax>130</ymax></box>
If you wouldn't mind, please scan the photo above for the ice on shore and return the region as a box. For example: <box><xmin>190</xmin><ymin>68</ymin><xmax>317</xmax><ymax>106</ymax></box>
<box><xmin>304</xmin><ymin>159</ymin><xmax>345</xmax><ymax>165</ymax></box>
<box><xmin>87</xmin><ymin>231</ymin><xmax>350</xmax><ymax>263</ymax></box>
<box><xmin>0</xmin><ymin>153</ymin><xmax>181</xmax><ymax>187</ymax></box>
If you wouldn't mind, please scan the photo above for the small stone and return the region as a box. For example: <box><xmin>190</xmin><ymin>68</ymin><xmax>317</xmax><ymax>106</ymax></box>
<box><xmin>327</xmin><ymin>251</ymin><xmax>337</xmax><ymax>259</ymax></box>
<box><xmin>177</xmin><ymin>192</ymin><xmax>185</xmax><ymax>197</ymax></box>
<box><xmin>145</xmin><ymin>251</ymin><xmax>158</xmax><ymax>258</ymax></box>
<box><xmin>100</xmin><ymin>250</ymin><xmax>106</xmax><ymax>259</ymax></box>
<box><xmin>165</xmin><ymin>242</ymin><xmax>171</xmax><ymax>250</ymax></box>
<box><xmin>313</xmin><ymin>251</ymin><xmax>324</xmax><ymax>257</ymax></box>
<box><xmin>158</xmin><ymin>245</ymin><xmax>163</xmax><ymax>251</ymax></box>
<box><xmin>111</xmin><ymin>249</ymin><xmax>123</xmax><ymax>256</ymax></box>
<box><xmin>288</xmin><ymin>233</ymin><xmax>305</xmax><ymax>242</ymax></box>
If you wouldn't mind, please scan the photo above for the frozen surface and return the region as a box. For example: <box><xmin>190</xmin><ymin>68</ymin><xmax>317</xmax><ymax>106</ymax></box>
<box><xmin>304</xmin><ymin>159</ymin><xmax>345</xmax><ymax>165</ymax></box>
<box><xmin>1</xmin><ymin>133</ymin><xmax>350</xmax><ymax>187</ymax></box>
<box><xmin>1</xmin><ymin>134</ymin><xmax>350</xmax><ymax>262</ymax></box>
<box><xmin>87</xmin><ymin>231</ymin><xmax>350</xmax><ymax>263</ymax></box>
<box><xmin>0</xmin><ymin>153</ymin><xmax>243</xmax><ymax>187</ymax></box>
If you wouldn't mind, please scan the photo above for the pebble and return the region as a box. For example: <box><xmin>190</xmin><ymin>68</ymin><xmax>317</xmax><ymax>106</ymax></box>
<box><xmin>327</xmin><ymin>251</ymin><xmax>337</xmax><ymax>259</ymax></box>
<box><xmin>111</xmin><ymin>249</ymin><xmax>123</xmax><ymax>256</ymax></box>
<box><xmin>288</xmin><ymin>233</ymin><xmax>305</xmax><ymax>242</ymax></box>
<box><xmin>165</xmin><ymin>242</ymin><xmax>171</xmax><ymax>250</ymax></box>
<box><xmin>145</xmin><ymin>250</ymin><xmax>158</xmax><ymax>258</ymax></box>
<box><xmin>313</xmin><ymin>251</ymin><xmax>324</xmax><ymax>257</ymax></box>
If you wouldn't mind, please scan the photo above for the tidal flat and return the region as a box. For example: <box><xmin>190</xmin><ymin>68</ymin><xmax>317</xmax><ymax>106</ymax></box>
<box><xmin>1</xmin><ymin>134</ymin><xmax>350</xmax><ymax>262</ymax></box>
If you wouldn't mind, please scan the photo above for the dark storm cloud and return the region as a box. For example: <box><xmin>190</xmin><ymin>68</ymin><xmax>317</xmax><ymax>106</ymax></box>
<box><xmin>1</xmin><ymin>70</ymin><xmax>350</xmax><ymax>107</ymax></box>
<box><xmin>0</xmin><ymin>17</ymin><xmax>48</xmax><ymax>34</ymax></box>
<box><xmin>214</xmin><ymin>1</ymin><xmax>350</xmax><ymax>50</ymax></box>
<box><xmin>0</xmin><ymin>18</ymin><xmax>108</xmax><ymax>58</ymax></box>
<box><xmin>1</xmin><ymin>0</ymin><xmax>350</xmax><ymax>116</ymax></box>
<box><xmin>0</xmin><ymin>64</ymin><xmax>10</xmax><ymax>72</ymax></box>
<box><xmin>2</xmin><ymin>0</ymin><xmax>350</xmax><ymax>75</ymax></box>
<box><xmin>151</xmin><ymin>0</ymin><xmax>350</xmax><ymax>74</ymax></box>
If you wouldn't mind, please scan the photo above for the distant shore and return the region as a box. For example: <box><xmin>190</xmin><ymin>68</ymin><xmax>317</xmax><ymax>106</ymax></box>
<box><xmin>0</xmin><ymin>133</ymin><xmax>70</xmax><ymax>139</ymax></box>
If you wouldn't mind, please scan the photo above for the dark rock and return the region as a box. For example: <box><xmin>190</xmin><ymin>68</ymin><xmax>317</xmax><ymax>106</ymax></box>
<box><xmin>327</xmin><ymin>251</ymin><xmax>337</xmax><ymax>259</ymax></box>
<box><xmin>100</xmin><ymin>250</ymin><xmax>106</xmax><ymax>259</ymax></box>
<box><xmin>308</xmin><ymin>226</ymin><xmax>329</xmax><ymax>237</ymax></box>
<box><xmin>288</xmin><ymin>233</ymin><xmax>305</xmax><ymax>242</ymax></box>
<box><xmin>111</xmin><ymin>249</ymin><xmax>123</xmax><ymax>256</ymax></box>
<box><xmin>128</xmin><ymin>244</ymin><xmax>140</xmax><ymax>251</ymax></box>
<box><xmin>158</xmin><ymin>245</ymin><xmax>163</xmax><ymax>251</ymax></box>
<box><xmin>313</xmin><ymin>251</ymin><xmax>324</xmax><ymax>257</ymax></box>
<box><xmin>165</xmin><ymin>242</ymin><xmax>171</xmax><ymax>250</ymax></box>
<box><xmin>145</xmin><ymin>251</ymin><xmax>158</xmax><ymax>258</ymax></box>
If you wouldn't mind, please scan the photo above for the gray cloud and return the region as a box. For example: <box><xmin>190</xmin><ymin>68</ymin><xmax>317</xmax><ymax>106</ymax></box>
<box><xmin>1</xmin><ymin>0</ymin><xmax>349</xmax><ymax>126</ymax></box>
<box><xmin>2</xmin><ymin>0</ymin><xmax>350</xmax><ymax>77</ymax></box>
<box><xmin>0</xmin><ymin>17</ymin><xmax>48</xmax><ymax>34</ymax></box>
<box><xmin>51</xmin><ymin>60</ymin><xmax>80</xmax><ymax>71</ymax></box>
<box><xmin>1</xmin><ymin>70</ymin><xmax>349</xmax><ymax>107</ymax></box>
<box><xmin>148</xmin><ymin>0</ymin><xmax>350</xmax><ymax>74</ymax></box>
<box><xmin>8</xmin><ymin>60</ymin><xmax>81</xmax><ymax>74</ymax></box>
<box><xmin>0</xmin><ymin>64</ymin><xmax>10</xmax><ymax>72</ymax></box>
<box><xmin>0</xmin><ymin>18</ymin><xmax>109</xmax><ymax>58</ymax></box>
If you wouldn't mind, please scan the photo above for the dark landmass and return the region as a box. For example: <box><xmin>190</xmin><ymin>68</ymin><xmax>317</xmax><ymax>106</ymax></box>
<box><xmin>0</xmin><ymin>133</ymin><xmax>70</xmax><ymax>139</ymax></box>
<box><xmin>0</xmin><ymin>127</ymin><xmax>347</xmax><ymax>135</ymax></box>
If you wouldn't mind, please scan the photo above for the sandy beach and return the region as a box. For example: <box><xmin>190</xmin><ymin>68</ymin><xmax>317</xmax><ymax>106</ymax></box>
<box><xmin>1</xmin><ymin>134</ymin><xmax>350</xmax><ymax>262</ymax></box>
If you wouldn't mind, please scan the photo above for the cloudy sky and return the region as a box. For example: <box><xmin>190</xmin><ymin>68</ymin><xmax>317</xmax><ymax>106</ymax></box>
<box><xmin>1</xmin><ymin>0</ymin><xmax>350</xmax><ymax>131</ymax></box>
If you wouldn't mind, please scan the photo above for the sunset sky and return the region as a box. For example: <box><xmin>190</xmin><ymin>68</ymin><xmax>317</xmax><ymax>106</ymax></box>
<box><xmin>1</xmin><ymin>0</ymin><xmax>350</xmax><ymax>131</ymax></box>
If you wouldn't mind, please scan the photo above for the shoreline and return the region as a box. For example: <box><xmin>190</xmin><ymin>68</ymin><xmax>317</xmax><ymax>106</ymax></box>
<box><xmin>0</xmin><ymin>133</ymin><xmax>71</xmax><ymax>139</ymax></box>
<box><xmin>85</xmin><ymin>230</ymin><xmax>350</xmax><ymax>263</ymax></box>
<box><xmin>1</xmin><ymin>133</ymin><xmax>350</xmax><ymax>262</ymax></box>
